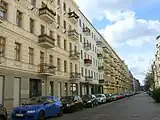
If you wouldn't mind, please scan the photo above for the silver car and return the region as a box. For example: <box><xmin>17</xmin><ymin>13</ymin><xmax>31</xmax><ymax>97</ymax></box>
<box><xmin>96</xmin><ymin>94</ymin><xmax>107</xmax><ymax>104</ymax></box>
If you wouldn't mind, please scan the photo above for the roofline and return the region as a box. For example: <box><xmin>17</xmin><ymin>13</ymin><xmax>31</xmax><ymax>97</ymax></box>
<box><xmin>78</xmin><ymin>9</ymin><xmax>124</xmax><ymax>64</ymax></box>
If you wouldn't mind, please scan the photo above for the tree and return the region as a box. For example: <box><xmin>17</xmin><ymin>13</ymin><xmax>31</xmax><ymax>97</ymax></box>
<box><xmin>144</xmin><ymin>71</ymin><xmax>154</xmax><ymax>91</ymax></box>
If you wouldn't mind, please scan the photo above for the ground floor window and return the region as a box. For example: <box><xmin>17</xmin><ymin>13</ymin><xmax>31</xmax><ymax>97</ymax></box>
<box><xmin>29</xmin><ymin>79</ymin><xmax>42</xmax><ymax>98</ymax></box>
<box><xmin>49</xmin><ymin>81</ymin><xmax>54</xmax><ymax>96</ymax></box>
<box><xmin>64</xmin><ymin>83</ymin><xmax>68</xmax><ymax>96</ymax></box>
<box><xmin>0</xmin><ymin>75</ymin><xmax>4</xmax><ymax>104</ymax></box>
<box><xmin>70</xmin><ymin>83</ymin><xmax>78</xmax><ymax>95</ymax></box>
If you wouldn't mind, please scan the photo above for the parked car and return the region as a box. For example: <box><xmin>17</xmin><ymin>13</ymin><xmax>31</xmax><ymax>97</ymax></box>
<box><xmin>81</xmin><ymin>94</ymin><xmax>98</xmax><ymax>107</ymax></box>
<box><xmin>105</xmin><ymin>94</ymin><xmax>113</xmax><ymax>102</ymax></box>
<box><xmin>11</xmin><ymin>96</ymin><xmax>63</xmax><ymax>120</ymax></box>
<box><xmin>95</xmin><ymin>94</ymin><xmax>107</xmax><ymax>104</ymax></box>
<box><xmin>0</xmin><ymin>104</ymin><xmax>7</xmax><ymax>120</ymax></box>
<box><xmin>111</xmin><ymin>93</ymin><xmax>119</xmax><ymax>101</ymax></box>
<box><xmin>60</xmin><ymin>95</ymin><xmax>84</xmax><ymax>113</ymax></box>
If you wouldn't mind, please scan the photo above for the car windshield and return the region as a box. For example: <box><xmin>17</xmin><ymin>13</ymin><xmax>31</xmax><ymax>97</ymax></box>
<box><xmin>61</xmin><ymin>96</ymin><xmax>73</xmax><ymax>102</ymax></box>
<box><xmin>24</xmin><ymin>96</ymin><xmax>55</xmax><ymax>105</ymax></box>
<box><xmin>96</xmin><ymin>94</ymin><xmax>102</xmax><ymax>97</ymax></box>
<box><xmin>82</xmin><ymin>94</ymin><xmax>91</xmax><ymax>99</ymax></box>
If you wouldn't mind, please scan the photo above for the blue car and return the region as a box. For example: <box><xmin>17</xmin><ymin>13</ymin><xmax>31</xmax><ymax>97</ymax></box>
<box><xmin>11</xmin><ymin>96</ymin><xmax>63</xmax><ymax>120</ymax></box>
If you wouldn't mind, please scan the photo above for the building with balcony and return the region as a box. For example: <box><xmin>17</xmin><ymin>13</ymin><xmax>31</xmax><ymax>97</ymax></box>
<box><xmin>0</xmin><ymin>0</ymin><xmax>134</xmax><ymax>110</ymax></box>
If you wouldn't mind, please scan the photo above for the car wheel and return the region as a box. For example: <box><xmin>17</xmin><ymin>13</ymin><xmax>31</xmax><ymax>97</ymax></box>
<box><xmin>38</xmin><ymin>111</ymin><xmax>45</xmax><ymax>120</ymax></box>
<box><xmin>91</xmin><ymin>103</ymin><xmax>94</xmax><ymax>108</ymax></box>
<box><xmin>57</xmin><ymin>108</ymin><xmax>63</xmax><ymax>117</ymax></box>
<box><xmin>0</xmin><ymin>116</ymin><xmax>5</xmax><ymax>120</ymax></box>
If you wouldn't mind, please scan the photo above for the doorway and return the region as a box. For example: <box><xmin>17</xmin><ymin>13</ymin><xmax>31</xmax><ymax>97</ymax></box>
<box><xmin>0</xmin><ymin>76</ymin><xmax>4</xmax><ymax>104</ymax></box>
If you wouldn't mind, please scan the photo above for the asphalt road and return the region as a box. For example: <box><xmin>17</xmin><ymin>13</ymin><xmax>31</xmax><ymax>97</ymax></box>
<box><xmin>49</xmin><ymin>93</ymin><xmax>160</xmax><ymax>120</ymax></box>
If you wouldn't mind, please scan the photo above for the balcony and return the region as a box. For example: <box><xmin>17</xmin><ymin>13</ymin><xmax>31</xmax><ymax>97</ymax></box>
<box><xmin>83</xmin><ymin>27</ymin><xmax>91</xmax><ymax>36</ymax></box>
<box><xmin>96</xmin><ymin>41</ymin><xmax>102</xmax><ymax>47</ymax></box>
<box><xmin>68</xmin><ymin>29</ymin><xmax>79</xmax><ymax>41</ymax></box>
<box><xmin>84</xmin><ymin>59</ymin><xmax>92</xmax><ymax>66</ymax></box>
<box><xmin>99</xmin><ymin>79</ymin><xmax>105</xmax><ymax>84</ymax></box>
<box><xmin>38</xmin><ymin>34</ymin><xmax>55</xmax><ymax>48</ymax></box>
<box><xmin>84</xmin><ymin>43</ymin><xmax>91</xmax><ymax>50</ymax></box>
<box><xmin>39</xmin><ymin>63</ymin><xmax>56</xmax><ymax>76</ymax></box>
<box><xmin>68</xmin><ymin>11</ymin><xmax>79</xmax><ymax>24</ymax></box>
<box><xmin>85</xmin><ymin>76</ymin><xmax>93</xmax><ymax>81</ymax></box>
<box><xmin>98</xmin><ymin>66</ymin><xmax>104</xmax><ymax>71</ymax></box>
<box><xmin>97</xmin><ymin>53</ymin><xmax>103</xmax><ymax>59</ymax></box>
<box><xmin>70</xmin><ymin>72</ymin><xmax>81</xmax><ymax>80</ymax></box>
<box><xmin>69</xmin><ymin>51</ymin><xmax>80</xmax><ymax>60</ymax></box>
<box><xmin>103</xmin><ymin>47</ymin><xmax>110</xmax><ymax>53</ymax></box>
<box><xmin>39</xmin><ymin>6</ymin><xmax>56</xmax><ymax>23</ymax></box>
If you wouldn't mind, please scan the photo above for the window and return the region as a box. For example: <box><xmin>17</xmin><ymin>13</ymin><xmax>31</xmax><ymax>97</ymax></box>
<box><xmin>50</xmin><ymin>30</ymin><xmax>53</xmax><ymax>38</ymax></box>
<box><xmin>40</xmin><ymin>52</ymin><xmax>44</xmax><ymax>64</ymax></box>
<box><xmin>83</xmin><ymin>37</ymin><xmax>86</xmax><ymax>43</ymax></box>
<box><xmin>0</xmin><ymin>0</ymin><xmax>8</xmax><ymax>19</ymax></box>
<box><xmin>92</xmin><ymin>32</ymin><xmax>93</xmax><ymax>38</ymax></box>
<box><xmin>16</xmin><ymin>10</ymin><xmax>22</xmax><ymax>27</ymax></box>
<box><xmin>75</xmin><ymin>64</ymin><xmax>77</xmax><ymax>73</ymax></box>
<box><xmin>81</xmin><ymin>50</ymin><xmax>83</xmax><ymax>59</ymax></box>
<box><xmin>79</xmin><ymin>19</ymin><xmax>81</xmax><ymax>27</ymax></box>
<box><xmin>64</xmin><ymin>39</ymin><xmax>67</xmax><ymax>50</ymax></box>
<box><xmin>41</xmin><ymin>25</ymin><xmax>45</xmax><ymax>35</ymax></box>
<box><xmin>57</xmin><ymin>35</ymin><xmax>61</xmax><ymax>47</ymax></box>
<box><xmin>57</xmin><ymin>0</ymin><xmax>60</xmax><ymax>6</ymax></box>
<box><xmin>57</xmin><ymin>15</ymin><xmax>60</xmax><ymax>25</ymax></box>
<box><xmin>57</xmin><ymin>58</ymin><xmax>61</xmax><ymax>71</ymax></box>
<box><xmin>49</xmin><ymin>55</ymin><xmax>53</xmax><ymax>65</ymax></box>
<box><xmin>42</xmin><ymin>2</ymin><xmax>46</xmax><ymax>8</ymax></box>
<box><xmin>64</xmin><ymin>60</ymin><xmax>67</xmax><ymax>72</ymax></box>
<box><xmin>69</xmin><ymin>42</ymin><xmax>72</xmax><ymax>51</ymax></box>
<box><xmin>80</xmin><ymin>34</ymin><xmax>82</xmax><ymax>43</ymax></box>
<box><xmin>70</xmin><ymin>62</ymin><xmax>72</xmax><ymax>73</ymax></box>
<box><xmin>30</xmin><ymin>18</ymin><xmax>34</xmax><ymax>33</ymax></box>
<box><xmin>63</xmin><ymin>2</ymin><xmax>66</xmax><ymax>12</ymax></box>
<box><xmin>15</xmin><ymin>43</ymin><xmax>21</xmax><ymax>61</ymax></box>
<box><xmin>63</xmin><ymin>20</ymin><xmax>66</xmax><ymax>29</ymax></box>
<box><xmin>0</xmin><ymin>37</ymin><xmax>5</xmax><ymax>57</ymax></box>
<box><xmin>69</xmin><ymin>24</ymin><xmax>72</xmax><ymax>31</ymax></box>
<box><xmin>84</xmin><ymin>53</ymin><xmax>86</xmax><ymax>59</ymax></box>
<box><xmin>68</xmin><ymin>8</ymin><xmax>71</xmax><ymax>13</ymax></box>
<box><xmin>49</xmin><ymin>81</ymin><xmax>54</xmax><ymax>96</ymax></box>
<box><xmin>83</xmin><ymin>23</ymin><xmax>85</xmax><ymax>28</ymax></box>
<box><xmin>85</xmin><ymin>69</ymin><xmax>87</xmax><ymax>76</ymax></box>
<box><xmin>81</xmin><ymin>67</ymin><xmax>83</xmax><ymax>77</ymax></box>
<box><xmin>64</xmin><ymin>83</ymin><xmax>68</xmax><ymax>96</ymax></box>
<box><xmin>31</xmin><ymin>0</ymin><xmax>36</xmax><ymax>6</ymax></box>
<box><xmin>29</xmin><ymin>47</ymin><xmax>34</xmax><ymax>64</ymax></box>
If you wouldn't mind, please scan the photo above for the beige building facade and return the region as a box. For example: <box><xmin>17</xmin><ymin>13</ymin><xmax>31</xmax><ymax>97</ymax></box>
<box><xmin>0</xmin><ymin>0</ymin><xmax>133</xmax><ymax>110</ymax></box>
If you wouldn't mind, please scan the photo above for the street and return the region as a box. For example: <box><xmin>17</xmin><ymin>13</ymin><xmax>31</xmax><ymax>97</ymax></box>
<box><xmin>50</xmin><ymin>93</ymin><xmax>160</xmax><ymax>120</ymax></box>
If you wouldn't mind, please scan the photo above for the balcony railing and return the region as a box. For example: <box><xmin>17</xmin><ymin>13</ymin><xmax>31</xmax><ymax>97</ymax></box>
<box><xmin>83</xmin><ymin>43</ymin><xmax>91</xmax><ymax>50</ymax></box>
<box><xmin>85</xmin><ymin>76</ymin><xmax>93</xmax><ymax>81</ymax></box>
<box><xmin>97</xmin><ymin>53</ymin><xmax>103</xmax><ymax>59</ymax></box>
<box><xmin>96</xmin><ymin>41</ymin><xmax>102</xmax><ymax>47</ymax></box>
<box><xmin>68</xmin><ymin>11</ymin><xmax>79</xmax><ymax>24</ymax></box>
<box><xmin>98</xmin><ymin>66</ymin><xmax>104</xmax><ymax>71</ymax></box>
<box><xmin>84</xmin><ymin>59</ymin><xmax>92</xmax><ymax>65</ymax></box>
<box><xmin>69</xmin><ymin>51</ymin><xmax>80</xmax><ymax>60</ymax></box>
<box><xmin>99</xmin><ymin>79</ymin><xmax>105</xmax><ymax>84</ymax></box>
<box><xmin>68</xmin><ymin>29</ymin><xmax>79</xmax><ymax>41</ymax></box>
<box><xmin>83</xmin><ymin>27</ymin><xmax>91</xmax><ymax>36</ymax></box>
<box><xmin>70</xmin><ymin>72</ymin><xmax>81</xmax><ymax>80</ymax></box>
<box><xmin>39</xmin><ymin>63</ymin><xmax>56</xmax><ymax>76</ymax></box>
<box><xmin>39</xmin><ymin>6</ymin><xmax>56</xmax><ymax>23</ymax></box>
<box><xmin>103</xmin><ymin>47</ymin><xmax>110</xmax><ymax>53</ymax></box>
<box><xmin>38</xmin><ymin>34</ymin><xmax>55</xmax><ymax>48</ymax></box>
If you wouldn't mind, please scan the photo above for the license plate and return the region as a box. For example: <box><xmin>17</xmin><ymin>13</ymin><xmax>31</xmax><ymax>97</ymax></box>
<box><xmin>16</xmin><ymin>114</ymin><xmax>24</xmax><ymax>117</ymax></box>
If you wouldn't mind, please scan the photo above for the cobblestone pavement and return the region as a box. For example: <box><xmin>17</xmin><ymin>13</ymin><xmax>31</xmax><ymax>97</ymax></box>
<box><xmin>49</xmin><ymin>93</ymin><xmax>160</xmax><ymax>120</ymax></box>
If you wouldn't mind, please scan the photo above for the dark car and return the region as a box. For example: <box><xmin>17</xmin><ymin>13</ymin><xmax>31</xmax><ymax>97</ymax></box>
<box><xmin>105</xmin><ymin>94</ymin><xmax>113</xmax><ymax>102</ymax></box>
<box><xmin>60</xmin><ymin>95</ymin><xmax>84</xmax><ymax>113</ymax></box>
<box><xmin>81</xmin><ymin>94</ymin><xmax>98</xmax><ymax>107</ymax></box>
<box><xmin>0</xmin><ymin>104</ymin><xmax>7</xmax><ymax>120</ymax></box>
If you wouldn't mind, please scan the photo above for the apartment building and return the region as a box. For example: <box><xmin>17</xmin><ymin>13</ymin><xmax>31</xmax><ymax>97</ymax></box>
<box><xmin>154</xmin><ymin>35</ymin><xmax>160</xmax><ymax>88</ymax></box>
<box><xmin>0</xmin><ymin>0</ymin><xmax>134</xmax><ymax>109</ymax></box>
